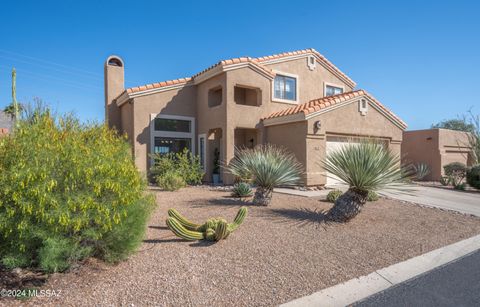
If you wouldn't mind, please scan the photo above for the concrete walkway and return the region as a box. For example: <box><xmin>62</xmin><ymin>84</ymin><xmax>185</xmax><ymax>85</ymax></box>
<box><xmin>275</xmin><ymin>185</ymin><xmax>480</xmax><ymax>217</ymax></box>
<box><xmin>379</xmin><ymin>185</ymin><xmax>480</xmax><ymax>217</ymax></box>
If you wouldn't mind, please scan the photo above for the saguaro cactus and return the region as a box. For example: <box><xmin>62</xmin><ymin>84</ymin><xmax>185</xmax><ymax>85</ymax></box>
<box><xmin>166</xmin><ymin>207</ymin><xmax>248</xmax><ymax>242</ymax></box>
<box><xmin>12</xmin><ymin>68</ymin><xmax>20</xmax><ymax>127</ymax></box>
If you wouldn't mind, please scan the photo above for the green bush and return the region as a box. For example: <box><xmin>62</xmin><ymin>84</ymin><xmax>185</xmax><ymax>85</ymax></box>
<box><xmin>326</xmin><ymin>190</ymin><xmax>343</xmax><ymax>203</ymax></box>
<box><xmin>231</xmin><ymin>182</ymin><xmax>253</xmax><ymax>198</ymax></box>
<box><xmin>454</xmin><ymin>183</ymin><xmax>466</xmax><ymax>191</ymax></box>
<box><xmin>467</xmin><ymin>165</ymin><xmax>480</xmax><ymax>189</ymax></box>
<box><xmin>440</xmin><ymin>176</ymin><xmax>450</xmax><ymax>186</ymax></box>
<box><xmin>0</xmin><ymin>109</ymin><xmax>154</xmax><ymax>272</ymax></box>
<box><xmin>156</xmin><ymin>171</ymin><xmax>186</xmax><ymax>191</ymax></box>
<box><xmin>367</xmin><ymin>191</ymin><xmax>380</xmax><ymax>201</ymax></box>
<box><xmin>150</xmin><ymin>148</ymin><xmax>204</xmax><ymax>186</ymax></box>
<box><xmin>443</xmin><ymin>162</ymin><xmax>467</xmax><ymax>185</ymax></box>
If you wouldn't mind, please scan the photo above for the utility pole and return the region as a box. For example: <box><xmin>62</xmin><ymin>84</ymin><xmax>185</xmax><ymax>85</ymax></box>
<box><xmin>12</xmin><ymin>68</ymin><xmax>19</xmax><ymax>127</ymax></box>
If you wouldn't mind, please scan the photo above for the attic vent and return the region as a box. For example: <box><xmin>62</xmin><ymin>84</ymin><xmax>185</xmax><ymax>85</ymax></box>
<box><xmin>359</xmin><ymin>99</ymin><xmax>368</xmax><ymax>116</ymax></box>
<box><xmin>108</xmin><ymin>57</ymin><xmax>123</xmax><ymax>67</ymax></box>
<box><xmin>307</xmin><ymin>55</ymin><xmax>316</xmax><ymax>70</ymax></box>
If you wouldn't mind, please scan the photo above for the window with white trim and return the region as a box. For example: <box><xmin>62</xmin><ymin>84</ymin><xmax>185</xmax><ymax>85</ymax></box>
<box><xmin>325</xmin><ymin>85</ymin><xmax>343</xmax><ymax>97</ymax></box>
<box><xmin>150</xmin><ymin>115</ymin><xmax>195</xmax><ymax>157</ymax></box>
<box><xmin>274</xmin><ymin>75</ymin><xmax>296</xmax><ymax>101</ymax></box>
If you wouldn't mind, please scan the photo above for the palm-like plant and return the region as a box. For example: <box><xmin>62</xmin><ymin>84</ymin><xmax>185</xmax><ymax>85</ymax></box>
<box><xmin>323</xmin><ymin>142</ymin><xmax>408</xmax><ymax>222</ymax></box>
<box><xmin>227</xmin><ymin>144</ymin><xmax>303</xmax><ymax>206</ymax></box>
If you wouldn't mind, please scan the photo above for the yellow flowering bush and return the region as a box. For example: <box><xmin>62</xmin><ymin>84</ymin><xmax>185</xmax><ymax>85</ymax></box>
<box><xmin>0</xmin><ymin>109</ymin><xmax>154</xmax><ymax>272</ymax></box>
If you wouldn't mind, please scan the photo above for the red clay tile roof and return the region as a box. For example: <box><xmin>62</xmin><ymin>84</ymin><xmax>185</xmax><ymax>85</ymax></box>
<box><xmin>118</xmin><ymin>48</ymin><xmax>355</xmax><ymax>99</ymax></box>
<box><xmin>191</xmin><ymin>57</ymin><xmax>275</xmax><ymax>79</ymax></box>
<box><xmin>263</xmin><ymin>90</ymin><xmax>407</xmax><ymax>128</ymax></box>
<box><xmin>126</xmin><ymin>77</ymin><xmax>193</xmax><ymax>94</ymax></box>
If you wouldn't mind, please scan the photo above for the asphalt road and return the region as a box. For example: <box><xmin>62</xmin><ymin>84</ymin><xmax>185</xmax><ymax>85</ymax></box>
<box><xmin>354</xmin><ymin>250</ymin><xmax>480</xmax><ymax>307</ymax></box>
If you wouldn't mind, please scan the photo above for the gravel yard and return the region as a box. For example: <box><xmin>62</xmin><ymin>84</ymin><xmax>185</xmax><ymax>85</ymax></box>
<box><xmin>5</xmin><ymin>186</ymin><xmax>480</xmax><ymax>306</ymax></box>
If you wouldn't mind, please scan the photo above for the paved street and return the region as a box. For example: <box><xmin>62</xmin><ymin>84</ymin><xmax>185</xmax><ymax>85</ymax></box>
<box><xmin>354</xmin><ymin>250</ymin><xmax>480</xmax><ymax>307</ymax></box>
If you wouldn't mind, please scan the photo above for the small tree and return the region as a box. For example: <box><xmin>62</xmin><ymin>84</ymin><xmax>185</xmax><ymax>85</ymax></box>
<box><xmin>323</xmin><ymin>142</ymin><xmax>408</xmax><ymax>222</ymax></box>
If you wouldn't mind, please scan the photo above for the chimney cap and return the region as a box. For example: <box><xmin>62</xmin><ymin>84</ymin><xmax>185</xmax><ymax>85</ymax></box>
<box><xmin>106</xmin><ymin>55</ymin><xmax>124</xmax><ymax>67</ymax></box>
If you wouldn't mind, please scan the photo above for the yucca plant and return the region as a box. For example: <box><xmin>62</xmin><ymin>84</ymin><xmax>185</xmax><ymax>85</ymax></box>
<box><xmin>413</xmin><ymin>163</ymin><xmax>430</xmax><ymax>181</ymax></box>
<box><xmin>231</xmin><ymin>182</ymin><xmax>253</xmax><ymax>198</ymax></box>
<box><xmin>323</xmin><ymin>142</ymin><xmax>408</xmax><ymax>222</ymax></box>
<box><xmin>227</xmin><ymin>144</ymin><xmax>303</xmax><ymax>206</ymax></box>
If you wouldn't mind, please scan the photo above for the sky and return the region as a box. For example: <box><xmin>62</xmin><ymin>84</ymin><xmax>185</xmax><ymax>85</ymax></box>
<box><xmin>0</xmin><ymin>0</ymin><xmax>479</xmax><ymax>130</ymax></box>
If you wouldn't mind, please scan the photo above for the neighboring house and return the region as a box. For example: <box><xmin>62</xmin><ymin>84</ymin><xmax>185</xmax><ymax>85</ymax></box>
<box><xmin>0</xmin><ymin>110</ymin><xmax>13</xmax><ymax>135</ymax></box>
<box><xmin>104</xmin><ymin>48</ymin><xmax>407</xmax><ymax>186</ymax></box>
<box><xmin>402</xmin><ymin>128</ymin><xmax>474</xmax><ymax>181</ymax></box>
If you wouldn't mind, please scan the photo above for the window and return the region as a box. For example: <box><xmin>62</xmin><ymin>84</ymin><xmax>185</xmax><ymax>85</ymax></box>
<box><xmin>154</xmin><ymin>137</ymin><xmax>191</xmax><ymax>154</ymax></box>
<box><xmin>208</xmin><ymin>86</ymin><xmax>222</xmax><ymax>107</ymax></box>
<box><xmin>274</xmin><ymin>75</ymin><xmax>296</xmax><ymax>101</ymax></box>
<box><xmin>150</xmin><ymin>114</ymin><xmax>195</xmax><ymax>160</ymax></box>
<box><xmin>325</xmin><ymin>85</ymin><xmax>343</xmax><ymax>97</ymax></box>
<box><xmin>154</xmin><ymin>118</ymin><xmax>191</xmax><ymax>132</ymax></box>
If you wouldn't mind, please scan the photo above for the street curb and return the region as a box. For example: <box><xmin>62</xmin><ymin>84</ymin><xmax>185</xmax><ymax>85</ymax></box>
<box><xmin>280</xmin><ymin>234</ymin><xmax>480</xmax><ymax>307</ymax></box>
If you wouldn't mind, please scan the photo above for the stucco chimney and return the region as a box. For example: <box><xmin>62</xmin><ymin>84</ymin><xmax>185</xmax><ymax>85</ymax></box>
<box><xmin>104</xmin><ymin>55</ymin><xmax>125</xmax><ymax>130</ymax></box>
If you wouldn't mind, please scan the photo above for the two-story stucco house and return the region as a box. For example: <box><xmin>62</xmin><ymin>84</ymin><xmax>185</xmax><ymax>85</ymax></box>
<box><xmin>104</xmin><ymin>48</ymin><xmax>407</xmax><ymax>186</ymax></box>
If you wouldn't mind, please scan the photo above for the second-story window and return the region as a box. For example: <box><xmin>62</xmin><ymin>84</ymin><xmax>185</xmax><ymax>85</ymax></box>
<box><xmin>274</xmin><ymin>75</ymin><xmax>296</xmax><ymax>101</ymax></box>
<box><xmin>325</xmin><ymin>85</ymin><xmax>343</xmax><ymax>97</ymax></box>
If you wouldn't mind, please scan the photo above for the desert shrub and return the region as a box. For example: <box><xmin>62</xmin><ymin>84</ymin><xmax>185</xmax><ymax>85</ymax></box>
<box><xmin>150</xmin><ymin>148</ymin><xmax>203</xmax><ymax>186</ymax></box>
<box><xmin>231</xmin><ymin>182</ymin><xmax>253</xmax><ymax>198</ymax></box>
<box><xmin>454</xmin><ymin>183</ymin><xmax>466</xmax><ymax>190</ymax></box>
<box><xmin>156</xmin><ymin>171</ymin><xmax>186</xmax><ymax>191</ymax></box>
<box><xmin>440</xmin><ymin>176</ymin><xmax>450</xmax><ymax>186</ymax></box>
<box><xmin>0</xmin><ymin>109</ymin><xmax>154</xmax><ymax>272</ymax></box>
<box><xmin>367</xmin><ymin>190</ymin><xmax>380</xmax><ymax>201</ymax></box>
<box><xmin>227</xmin><ymin>144</ymin><xmax>303</xmax><ymax>206</ymax></box>
<box><xmin>466</xmin><ymin>165</ymin><xmax>480</xmax><ymax>189</ymax></box>
<box><xmin>323</xmin><ymin>142</ymin><xmax>408</xmax><ymax>222</ymax></box>
<box><xmin>443</xmin><ymin>162</ymin><xmax>467</xmax><ymax>185</ymax></box>
<box><xmin>412</xmin><ymin>163</ymin><xmax>430</xmax><ymax>180</ymax></box>
<box><xmin>326</xmin><ymin>190</ymin><xmax>343</xmax><ymax>203</ymax></box>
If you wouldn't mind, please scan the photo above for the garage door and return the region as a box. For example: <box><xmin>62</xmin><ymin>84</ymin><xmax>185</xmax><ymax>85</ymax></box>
<box><xmin>325</xmin><ymin>137</ymin><xmax>389</xmax><ymax>186</ymax></box>
<box><xmin>325</xmin><ymin>137</ymin><xmax>360</xmax><ymax>186</ymax></box>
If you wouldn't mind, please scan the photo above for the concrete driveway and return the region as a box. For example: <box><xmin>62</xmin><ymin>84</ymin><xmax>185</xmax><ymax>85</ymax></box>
<box><xmin>379</xmin><ymin>185</ymin><xmax>480</xmax><ymax>217</ymax></box>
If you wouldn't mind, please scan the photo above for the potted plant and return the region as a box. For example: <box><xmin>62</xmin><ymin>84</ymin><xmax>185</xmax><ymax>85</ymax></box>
<box><xmin>212</xmin><ymin>148</ymin><xmax>220</xmax><ymax>185</ymax></box>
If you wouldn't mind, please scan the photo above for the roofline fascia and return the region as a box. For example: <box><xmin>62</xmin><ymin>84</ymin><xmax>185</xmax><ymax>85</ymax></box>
<box><xmin>193</xmin><ymin>62</ymin><xmax>274</xmax><ymax>85</ymax></box>
<box><xmin>116</xmin><ymin>82</ymin><xmax>194</xmax><ymax>107</ymax></box>
<box><xmin>262</xmin><ymin>112</ymin><xmax>306</xmax><ymax>126</ymax></box>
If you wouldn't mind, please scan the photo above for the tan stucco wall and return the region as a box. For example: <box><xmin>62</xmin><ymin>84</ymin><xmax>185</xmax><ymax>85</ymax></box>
<box><xmin>127</xmin><ymin>85</ymin><xmax>197</xmax><ymax>174</ymax></box>
<box><xmin>266</xmin><ymin>121</ymin><xmax>308</xmax><ymax>183</ymax></box>
<box><xmin>302</xmin><ymin>101</ymin><xmax>403</xmax><ymax>186</ymax></box>
<box><xmin>120</xmin><ymin>101</ymin><xmax>135</xmax><ymax>150</ymax></box>
<box><xmin>196</xmin><ymin>73</ymin><xmax>227</xmax><ymax>181</ymax></box>
<box><xmin>402</xmin><ymin>129</ymin><xmax>473</xmax><ymax>181</ymax></box>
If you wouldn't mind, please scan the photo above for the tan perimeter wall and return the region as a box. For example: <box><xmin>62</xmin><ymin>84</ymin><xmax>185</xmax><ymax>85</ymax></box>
<box><xmin>402</xmin><ymin>129</ymin><xmax>473</xmax><ymax>181</ymax></box>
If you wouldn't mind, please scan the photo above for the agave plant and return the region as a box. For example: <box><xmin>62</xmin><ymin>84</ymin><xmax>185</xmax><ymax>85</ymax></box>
<box><xmin>231</xmin><ymin>182</ymin><xmax>253</xmax><ymax>198</ymax></box>
<box><xmin>323</xmin><ymin>142</ymin><xmax>408</xmax><ymax>222</ymax></box>
<box><xmin>412</xmin><ymin>163</ymin><xmax>431</xmax><ymax>181</ymax></box>
<box><xmin>227</xmin><ymin>144</ymin><xmax>303</xmax><ymax>206</ymax></box>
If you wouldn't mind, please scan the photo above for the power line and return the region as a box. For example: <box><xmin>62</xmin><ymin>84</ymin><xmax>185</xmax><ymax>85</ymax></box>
<box><xmin>0</xmin><ymin>48</ymin><xmax>101</xmax><ymax>78</ymax></box>
<box><xmin>0</xmin><ymin>65</ymin><xmax>102</xmax><ymax>92</ymax></box>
